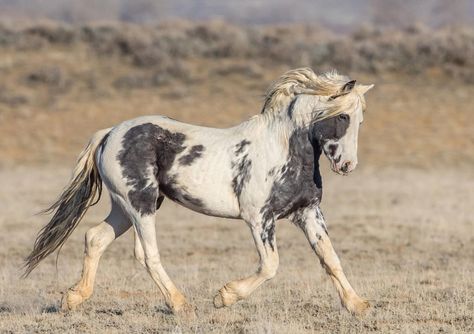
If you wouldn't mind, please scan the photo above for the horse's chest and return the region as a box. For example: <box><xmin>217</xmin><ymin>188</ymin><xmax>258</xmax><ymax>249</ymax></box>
<box><xmin>259</xmin><ymin>159</ymin><xmax>321</xmax><ymax>222</ymax></box>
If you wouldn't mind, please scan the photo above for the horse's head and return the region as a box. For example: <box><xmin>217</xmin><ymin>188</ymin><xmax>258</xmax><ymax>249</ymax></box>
<box><xmin>306</xmin><ymin>82</ymin><xmax>374</xmax><ymax>175</ymax></box>
<box><xmin>261</xmin><ymin>68</ymin><xmax>373</xmax><ymax>175</ymax></box>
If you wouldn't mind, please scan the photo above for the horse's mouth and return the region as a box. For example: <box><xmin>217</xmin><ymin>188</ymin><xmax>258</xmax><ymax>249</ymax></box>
<box><xmin>329</xmin><ymin>160</ymin><xmax>350</xmax><ymax>176</ymax></box>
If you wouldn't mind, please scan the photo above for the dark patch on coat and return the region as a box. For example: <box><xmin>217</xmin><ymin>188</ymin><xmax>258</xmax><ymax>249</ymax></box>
<box><xmin>159</xmin><ymin>175</ymin><xmax>204</xmax><ymax>208</ymax></box>
<box><xmin>267</xmin><ymin>167</ymin><xmax>276</xmax><ymax>177</ymax></box>
<box><xmin>261</xmin><ymin>219</ymin><xmax>276</xmax><ymax>251</ymax></box>
<box><xmin>259</xmin><ymin>128</ymin><xmax>322</xmax><ymax>228</ymax></box>
<box><xmin>258</xmin><ymin>113</ymin><xmax>350</xmax><ymax>248</ymax></box>
<box><xmin>290</xmin><ymin>207</ymin><xmax>329</xmax><ymax>239</ymax></box>
<box><xmin>231</xmin><ymin>140</ymin><xmax>252</xmax><ymax>198</ymax></box>
<box><xmin>156</xmin><ymin>195</ymin><xmax>165</xmax><ymax>210</ymax></box>
<box><xmin>178</xmin><ymin>145</ymin><xmax>205</xmax><ymax>166</ymax></box>
<box><xmin>117</xmin><ymin>123</ymin><xmax>186</xmax><ymax>216</ymax></box>
<box><xmin>231</xmin><ymin>155</ymin><xmax>252</xmax><ymax>198</ymax></box>
<box><xmin>308</xmin><ymin>113</ymin><xmax>350</xmax><ymax>145</ymax></box>
<box><xmin>235</xmin><ymin>139</ymin><xmax>251</xmax><ymax>155</ymax></box>
<box><xmin>315</xmin><ymin>207</ymin><xmax>329</xmax><ymax>235</ymax></box>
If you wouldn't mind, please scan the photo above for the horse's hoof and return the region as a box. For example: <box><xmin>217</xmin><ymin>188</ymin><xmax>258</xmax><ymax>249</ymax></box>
<box><xmin>213</xmin><ymin>292</ymin><xmax>225</xmax><ymax>308</ymax></box>
<box><xmin>173</xmin><ymin>303</ymin><xmax>197</xmax><ymax>321</ymax></box>
<box><xmin>345</xmin><ymin>298</ymin><xmax>371</xmax><ymax>316</ymax></box>
<box><xmin>213</xmin><ymin>285</ymin><xmax>240</xmax><ymax>308</ymax></box>
<box><xmin>61</xmin><ymin>289</ymin><xmax>86</xmax><ymax>311</ymax></box>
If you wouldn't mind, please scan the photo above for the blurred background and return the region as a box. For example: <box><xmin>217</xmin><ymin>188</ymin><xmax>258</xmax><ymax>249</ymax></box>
<box><xmin>0</xmin><ymin>1</ymin><xmax>473</xmax><ymax>333</ymax></box>
<box><xmin>0</xmin><ymin>0</ymin><xmax>473</xmax><ymax>167</ymax></box>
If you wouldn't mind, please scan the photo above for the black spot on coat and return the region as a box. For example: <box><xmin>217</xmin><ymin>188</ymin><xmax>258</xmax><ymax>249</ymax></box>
<box><xmin>231</xmin><ymin>154</ymin><xmax>252</xmax><ymax>198</ymax></box>
<box><xmin>258</xmin><ymin>113</ymin><xmax>350</xmax><ymax>247</ymax></box>
<box><xmin>179</xmin><ymin>145</ymin><xmax>205</xmax><ymax>166</ymax></box>
<box><xmin>309</xmin><ymin>113</ymin><xmax>350</xmax><ymax>144</ymax></box>
<box><xmin>159</xmin><ymin>175</ymin><xmax>204</xmax><ymax>208</ymax></box>
<box><xmin>259</xmin><ymin>128</ymin><xmax>322</xmax><ymax>230</ymax></box>
<box><xmin>235</xmin><ymin>140</ymin><xmax>251</xmax><ymax>155</ymax></box>
<box><xmin>232</xmin><ymin>140</ymin><xmax>252</xmax><ymax>199</ymax></box>
<box><xmin>261</xmin><ymin>220</ymin><xmax>276</xmax><ymax>250</ymax></box>
<box><xmin>117</xmin><ymin>123</ymin><xmax>186</xmax><ymax>216</ymax></box>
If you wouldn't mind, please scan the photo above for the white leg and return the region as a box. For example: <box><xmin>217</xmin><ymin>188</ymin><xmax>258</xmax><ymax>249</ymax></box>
<box><xmin>133</xmin><ymin>213</ymin><xmax>194</xmax><ymax>317</ymax></box>
<box><xmin>214</xmin><ymin>219</ymin><xmax>279</xmax><ymax>308</ymax></box>
<box><xmin>63</xmin><ymin>202</ymin><xmax>131</xmax><ymax>310</ymax></box>
<box><xmin>134</xmin><ymin>229</ymin><xmax>146</xmax><ymax>268</ymax></box>
<box><xmin>291</xmin><ymin>207</ymin><xmax>370</xmax><ymax>315</ymax></box>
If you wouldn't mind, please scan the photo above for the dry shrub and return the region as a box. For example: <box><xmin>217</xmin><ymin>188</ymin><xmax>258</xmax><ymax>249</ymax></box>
<box><xmin>24</xmin><ymin>22</ymin><xmax>77</xmax><ymax>44</ymax></box>
<box><xmin>0</xmin><ymin>85</ymin><xmax>29</xmax><ymax>107</ymax></box>
<box><xmin>212</xmin><ymin>62</ymin><xmax>263</xmax><ymax>78</ymax></box>
<box><xmin>113</xmin><ymin>60</ymin><xmax>191</xmax><ymax>90</ymax></box>
<box><xmin>0</xmin><ymin>21</ymin><xmax>473</xmax><ymax>82</ymax></box>
<box><xmin>0</xmin><ymin>23</ymin><xmax>17</xmax><ymax>47</ymax></box>
<box><xmin>23</xmin><ymin>66</ymin><xmax>72</xmax><ymax>96</ymax></box>
<box><xmin>185</xmin><ymin>20</ymin><xmax>251</xmax><ymax>58</ymax></box>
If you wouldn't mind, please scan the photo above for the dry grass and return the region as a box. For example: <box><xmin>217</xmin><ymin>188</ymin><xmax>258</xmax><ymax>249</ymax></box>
<box><xmin>0</xmin><ymin>21</ymin><xmax>473</xmax><ymax>333</ymax></box>
<box><xmin>0</xmin><ymin>166</ymin><xmax>472</xmax><ymax>333</ymax></box>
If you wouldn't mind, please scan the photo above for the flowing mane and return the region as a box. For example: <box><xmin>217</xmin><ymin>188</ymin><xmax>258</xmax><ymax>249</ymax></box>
<box><xmin>261</xmin><ymin>68</ymin><xmax>357</xmax><ymax>121</ymax></box>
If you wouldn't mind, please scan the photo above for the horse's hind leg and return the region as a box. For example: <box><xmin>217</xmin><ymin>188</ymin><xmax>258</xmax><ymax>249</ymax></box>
<box><xmin>129</xmin><ymin>209</ymin><xmax>195</xmax><ymax>317</ymax></box>
<box><xmin>62</xmin><ymin>200</ymin><xmax>131</xmax><ymax>310</ymax></box>
<box><xmin>133</xmin><ymin>196</ymin><xmax>164</xmax><ymax>268</ymax></box>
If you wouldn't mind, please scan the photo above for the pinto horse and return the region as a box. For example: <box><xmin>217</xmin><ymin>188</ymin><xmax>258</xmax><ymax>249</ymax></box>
<box><xmin>25</xmin><ymin>68</ymin><xmax>374</xmax><ymax>316</ymax></box>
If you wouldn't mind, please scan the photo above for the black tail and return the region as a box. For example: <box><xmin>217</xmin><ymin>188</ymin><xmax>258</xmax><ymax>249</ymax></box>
<box><xmin>23</xmin><ymin>128</ymin><xmax>110</xmax><ymax>277</ymax></box>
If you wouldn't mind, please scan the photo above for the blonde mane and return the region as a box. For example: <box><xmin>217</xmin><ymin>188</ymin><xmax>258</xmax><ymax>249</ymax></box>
<box><xmin>261</xmin><ymin>68</ymin><xmax>357</xmax><ymax>122</ymax></box>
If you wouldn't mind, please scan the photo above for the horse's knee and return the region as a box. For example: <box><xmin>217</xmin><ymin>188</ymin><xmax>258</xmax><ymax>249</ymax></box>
<box><xmin>260</xmin><ymin>257</ymin><xmax>279</xmax><ymax>279</ymax></box>
<box><xmin>144</xmin><ymin>255</ymin><xmax>161</xmax><ymax>270</ymax></box>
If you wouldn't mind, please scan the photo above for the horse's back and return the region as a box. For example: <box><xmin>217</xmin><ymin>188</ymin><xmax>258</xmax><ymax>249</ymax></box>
<box><xmin>96</xmin><ymin>115</ymin><xmax>241</xmax><ymax>218</ymax></box>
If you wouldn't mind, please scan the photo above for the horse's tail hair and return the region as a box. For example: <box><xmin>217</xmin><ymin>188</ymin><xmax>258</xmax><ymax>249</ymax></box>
<box><xmin>23</xmin><ymin>128</ymin><xmax>112</xmax><ymax>277</ymax></box>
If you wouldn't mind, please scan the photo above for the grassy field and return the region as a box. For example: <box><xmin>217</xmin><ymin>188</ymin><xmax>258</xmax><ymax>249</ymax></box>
<box><xmin>0</xmin><ymin>22</ymin><xmax>473</xmax><ymax>333</ymax></box>
<box><xmin>0</xmin><ymin>166</ymin><xmax>472</xmax><ymax>333</ymax></box>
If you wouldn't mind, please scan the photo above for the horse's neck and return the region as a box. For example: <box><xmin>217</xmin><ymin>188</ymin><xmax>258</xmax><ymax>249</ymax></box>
<box><xmin>237</xmin><ymin>114</ymin><xmax>323</xmax><ymax>188</ymax></box>
<box><xmin>239</xmin><ymin>113</ymin><xmax>296</xmax><ymax>143</ymax></box>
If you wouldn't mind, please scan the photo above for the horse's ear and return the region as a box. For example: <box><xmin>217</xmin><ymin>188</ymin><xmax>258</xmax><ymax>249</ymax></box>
<box><xmin>356</xmin><ymin>84</ymin><xmax>374</xmax><ymax>95</ymax></box>
<box><xmin>342</xmin><ymin>80</ymin><xmax>356</xmax><ymax>93</ymax></box>
<box><xmin>329</xmin><ymin>80</ymin><xmax>356</xmax><ymax>100</ymax></box>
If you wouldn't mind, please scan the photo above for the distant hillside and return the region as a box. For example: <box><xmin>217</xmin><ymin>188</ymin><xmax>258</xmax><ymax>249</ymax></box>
<box><xmin>0</xmin><ymin>21</ymin><xmax>472</xmax><ymax>82</ymax></box>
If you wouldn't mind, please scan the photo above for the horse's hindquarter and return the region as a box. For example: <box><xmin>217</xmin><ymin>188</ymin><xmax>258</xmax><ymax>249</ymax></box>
<box><xmin>104</xmin><ymin>115</ymin><xmax>248</xmax><ymax>218</ymax></box>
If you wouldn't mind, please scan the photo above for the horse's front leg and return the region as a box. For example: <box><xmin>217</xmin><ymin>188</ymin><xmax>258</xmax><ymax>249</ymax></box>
<box><xmin>290</xmin><ymin>207</ymin><xmax>370</xmax><ymax>315</ymax></box>
<box><xmin>214</xmin><ymin>218</ymin><xmax>279</xmax><ymax>308</ymax></box>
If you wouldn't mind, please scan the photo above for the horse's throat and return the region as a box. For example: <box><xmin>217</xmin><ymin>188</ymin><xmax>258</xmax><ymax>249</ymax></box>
<box><xmin>312</xmin><ymin>143</ymin><xmax>323</xmax><ymax>189</ymax></box>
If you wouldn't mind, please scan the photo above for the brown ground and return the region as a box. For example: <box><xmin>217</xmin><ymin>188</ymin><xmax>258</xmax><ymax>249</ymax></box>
<box><xmin>0</xmin><ymin>38</ymin><xmax>473</xmax><ymax>333</ymax></box>
<box><xmin>0</xmin><ymin>166</ymin><xmax>472</xmax><ymax>333</ymax></box>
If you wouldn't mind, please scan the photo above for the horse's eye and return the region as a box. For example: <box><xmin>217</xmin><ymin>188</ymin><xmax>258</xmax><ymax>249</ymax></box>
<box><xmin>338</xmin><ymin>114</ymin><xmax>349</xmax><ymax>121</ymax></box>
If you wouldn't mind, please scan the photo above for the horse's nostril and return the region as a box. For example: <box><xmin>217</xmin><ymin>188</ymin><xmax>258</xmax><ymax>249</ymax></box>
<box><xmin>341</xmin><ymin>161</ymin><xmax>351</xmax><ymax>173</ymax></box>
<box><xmin>328</xmin><ymin>144</ymin><xmax>338</xmax><ymax>157</ymax></box>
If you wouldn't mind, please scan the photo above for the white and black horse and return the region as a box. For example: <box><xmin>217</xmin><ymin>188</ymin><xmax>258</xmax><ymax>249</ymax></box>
<box><xmin>25</xmin><ymin>68</ymin><xmax>374</xmax><ymax>316</ymax></box>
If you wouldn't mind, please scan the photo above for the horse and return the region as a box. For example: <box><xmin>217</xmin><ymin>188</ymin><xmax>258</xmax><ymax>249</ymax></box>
<box><xmin>24</xmin><ymin>67</ymin><xmax>374</xmax><ymax>317</ymax></box>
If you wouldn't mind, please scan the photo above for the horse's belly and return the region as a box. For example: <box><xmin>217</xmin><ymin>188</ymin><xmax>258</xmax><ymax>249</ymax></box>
<box><xmin>160</xmin><ymin>172</ymin><xmax>241</xmax><ymax>219</ymax></box>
